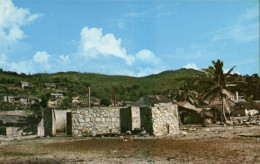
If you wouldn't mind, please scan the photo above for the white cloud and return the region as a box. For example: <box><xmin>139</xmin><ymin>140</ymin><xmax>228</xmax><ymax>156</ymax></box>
<box><xmin>135</xmin><ymin>49</ymin><xmax>160</xmax><ymax>64</ymax></box>
<box><xmin>212</xmin><ymin>5</ymin><xmax>259</xmax><ymax>43</ymax></box>
<box><xmin>0</xmin><ymin>53</ymin><xmax>33</xmax><ymax>74</ymax></box>
<box><xmin>9</xmin><ymin>60</ymin><xmax>34</xmax><ymax>74</ymax></box>
<box><xmin>183</xmin><ymin>63</ymin><xmax>199</xmax><ymax>70</ymax></box>
<box><xmin>79</xmin><ymin>26</ymin><xmax>135</xmax><ymax>65</ymax></box>
<box><xmin>0</xmin><ymin>0</ymin><xmax>42</xmax><ymax>42</ymax></box>
<box><xmin>59</xmin><ymin>55</ymin><xmax>70</xmax><ymax>64</ymax></box>
<box><xmin>33</xmin><ymin>51</ymin><xmax>50</xmax><ymax>64</ymax></box>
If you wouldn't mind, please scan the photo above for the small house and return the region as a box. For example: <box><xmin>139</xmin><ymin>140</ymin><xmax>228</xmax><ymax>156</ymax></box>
<box><xmin>21</xmin><ymin>82</ymin><xmax>32</xmax><ymax>90</ymax></box>
<box><xmin>44</xmin><ymin>83</ymin><xmax>56</xmax><ymax>90</ymax></box>
<box><xmin>51</xmin><ymin>93</ymin><xmax>64</xmax><ymax>100</ymax></box>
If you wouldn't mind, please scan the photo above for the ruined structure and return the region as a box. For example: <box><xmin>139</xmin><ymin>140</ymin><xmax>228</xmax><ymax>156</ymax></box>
<box><xmin>71</xmin><ymin>103</ymin><xmax>179</xmax><ymax>137</ymax></box>
<box><xmin>42</xmin><ymin>103</ymin><xmax>179</xmax><ymax>137</ymax></box>
<box><xmin>151</xmin><ymin>103</ymin><xmax>179</xmax><ymax>136</ymax></box>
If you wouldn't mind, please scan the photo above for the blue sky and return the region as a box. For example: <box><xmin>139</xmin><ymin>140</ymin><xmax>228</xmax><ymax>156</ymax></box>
<box><xmin>0</xmin><ymin>0</ymin><xmax>259</xmax><ymax>76</ymax></box>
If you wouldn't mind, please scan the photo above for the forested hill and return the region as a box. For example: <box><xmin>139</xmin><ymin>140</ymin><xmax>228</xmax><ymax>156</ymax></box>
<box><xmin>0</xmin><ymin>68</ymin><xmax>259</xmax><ymax>105</ymax></box>
<box><xmin>0</xmin><ymin>68</ymin><xmax>204</xmax><ymax>101</ymax></box>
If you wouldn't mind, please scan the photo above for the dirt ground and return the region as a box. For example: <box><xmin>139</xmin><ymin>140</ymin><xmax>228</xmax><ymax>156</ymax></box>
<box><xmin>0</xmin><ymin>125</ymin><xmax>259</xmax><ymax>163</ymax></box>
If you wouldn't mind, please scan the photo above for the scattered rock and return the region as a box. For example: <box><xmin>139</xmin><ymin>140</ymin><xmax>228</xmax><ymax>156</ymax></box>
<box><xmin>180</xmin><ymin>131</ymin><xmax>188</xmax><ymax>135</ymax></box>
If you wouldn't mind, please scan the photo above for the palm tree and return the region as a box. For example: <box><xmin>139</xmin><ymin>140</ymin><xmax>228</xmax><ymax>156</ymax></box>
<box><xmin>176</xmin><ymin>81</ymin><xmax>199</xmax><ymax>107</ymax></box>
<box><xmin>202</xmin><ymin>60</ymin><xmax>235</xmax><ymax>123</ymax></box>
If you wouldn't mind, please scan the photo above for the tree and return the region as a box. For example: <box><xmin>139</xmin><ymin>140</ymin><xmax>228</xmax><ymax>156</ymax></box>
<box><xmin>61</xmin><ymin>96</ymin><xmax>72</xmax><ymax>108</ymax></box>
<box><xmin>176</xmin><ymin>81</ymin><xmax>199</xmax><ymax>106</ymax></box>
<box><xmin>202</xmin><ymin>60</ymin><xmax>235</xmax><ymax>123</ymax></box>
<box><xmin>100</xmin><ymin>98</ymin><xmax>111</xmax><ymax>106</ymax></box>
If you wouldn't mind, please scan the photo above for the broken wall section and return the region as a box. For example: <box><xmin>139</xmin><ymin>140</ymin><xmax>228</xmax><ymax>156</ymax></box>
<box><xmin>151</xmin><ymin>103</ymin><xmax>179</xmax><ymax>136</ymax></box>
<box><xmin>72</xmin><ymin>107</ymin><xmax>120</xmax><ymax>136</ymax></box>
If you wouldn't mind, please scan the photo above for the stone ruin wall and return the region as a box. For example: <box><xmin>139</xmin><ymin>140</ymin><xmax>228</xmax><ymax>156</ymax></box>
<box><xmin>72</xmin><ymin>107</ymin><xmax>120</xmax><ymax>136</ymax></box>
<box><xmin>71</xmin><ymin>104</ymin><xmax>179</xmax><ymax>137</ymax></box>
<box><xmin>151</xmin><ymin>103</ymin><xmax>179</xmax><ymax>136</ymax></box>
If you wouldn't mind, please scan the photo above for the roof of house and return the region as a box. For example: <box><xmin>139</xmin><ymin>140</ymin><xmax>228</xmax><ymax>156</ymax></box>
<box><xmin>175</xmin><ymin>101</ymin><xmax>203</xmax><ymax>113</ymax></box>
<box><xmin>51</xmin><ymin>93</ymin><xmax>64</xmax><ymax>96</ymax></box>
<box><xmin>44</xmin><ymin>83</ymin><xmax>56</xmax><ymax>87</ymax></box>
<box><xmin>175</xmin><ymin>101</ymin><xmax>188</xmax><ymax>107</ymax></box>
<box><xmin>21</xmin><ymin>81</ymin><xmax>32</xmax><ymax>84</ymax></box>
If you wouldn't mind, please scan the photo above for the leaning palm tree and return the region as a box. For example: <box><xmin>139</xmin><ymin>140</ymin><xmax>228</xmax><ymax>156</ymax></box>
<box><xmin>202</xmin><ymin>60</ymin><xmax>235</xmax><ymax>123</ymax></box>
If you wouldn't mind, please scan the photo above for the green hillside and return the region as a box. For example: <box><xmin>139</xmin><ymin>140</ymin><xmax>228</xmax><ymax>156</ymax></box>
<box><xmin>0</xmin><ymin>68</ymin><xmax>259</xmax><ymax>109</ymax></box>
<box><xmin>0</xmin><ymin>68</ymin><xmax>203</xmax><ymax>101</ymax></box>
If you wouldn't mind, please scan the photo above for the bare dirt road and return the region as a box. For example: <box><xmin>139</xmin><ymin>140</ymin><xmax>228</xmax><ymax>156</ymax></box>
<box><xmin>0</xmin><ymin>126</ymin><xmax>259</xmax><ymax>163</ymax></box>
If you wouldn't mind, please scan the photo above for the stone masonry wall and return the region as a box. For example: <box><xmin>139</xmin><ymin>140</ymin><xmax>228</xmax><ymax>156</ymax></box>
<box><xmin>131</xmin><ymin>106</ymin><xmax>141</xmax><ymax>130</ymax></box>
<box><xmin>72</xmin><ymin>107</ymin><xmax>120</xmax><ymax>136</ymax></box>
<box><xmin>151</xmin><ymin>103</ymin><xmax>179</xmax><ymax>136</ymax></box>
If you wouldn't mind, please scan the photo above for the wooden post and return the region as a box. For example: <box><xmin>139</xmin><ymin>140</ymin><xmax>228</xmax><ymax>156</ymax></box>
<box><xmin>88</xmin><ymin>87</ymin><xmax>91</xmax><ymax>107</ymax></box>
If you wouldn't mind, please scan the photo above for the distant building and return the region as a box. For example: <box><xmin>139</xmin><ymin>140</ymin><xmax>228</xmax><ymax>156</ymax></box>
<box><xmin>3</xmin><ymin>95</ymin><xmax>38</xmax><ymax>104</ymax></box>
<box><xmin>4</xmin><ymin>95</ymin><xmax>20</xmax><ymax>103</ymax></box>
<box><xmin>51</xmin><ymin>93</ymin><xmax>64</xmax><ymax>100</ymax></box>
<box><xmin>44</xmin><ymin>83</ymin><xmax>56</xmax><ymax>90</ymax></box>
<box><xmin>21</xmin><ymin>82</ymin><xmax>32</xmax><ymax>90</ymax></box>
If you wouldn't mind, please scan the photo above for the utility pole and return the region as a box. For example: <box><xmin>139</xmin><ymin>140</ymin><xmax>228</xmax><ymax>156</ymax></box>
<box><xmin>88</xmin><ymin>87</ymin><xmax>91</xmax><ymax>107</ymax></box>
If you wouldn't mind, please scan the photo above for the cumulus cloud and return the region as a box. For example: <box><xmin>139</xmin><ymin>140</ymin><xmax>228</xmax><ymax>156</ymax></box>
<box><xmin>135</xmin><ymin>49</ymin><xmax>160</xmax><ymax>64</ymax></box>
<box><xmin>0</xmin><ymin>53</ymin><xmax>33</xmax><ymax>73</ymax></box>
<box><xmin>33</xmin><ymin>51</ymin><xmax>50</xmax><ymax>64</ymax></box>
<box><xmin>79</xmin><ymin>26</ymin><xmax>135</xmax><ymax>65</ymax></box>
<box><xmin>0</xmin><ymin>0</ymin><xmax>42</xmax><ymax>42</ymax></box>
<box><xmin>183</xmin><ymin>63</ymin><xmax>199</xmax><ymax>70</ymax></box>
<box><xmin>1</xmin><ymin>23</ymin><xmax>161</xmax><ymax>76</ymax></box>
<box><xmin>9</xmin><ymin>60</ymin><xmax>34</xmax><ymax>74</ymax></box>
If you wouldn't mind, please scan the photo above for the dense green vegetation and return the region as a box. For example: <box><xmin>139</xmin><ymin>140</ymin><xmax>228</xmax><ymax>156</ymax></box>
<box><xmin>0</xmin><ymin>67</ymin><xmax>259</xmax><ymax>110</ymax></box>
